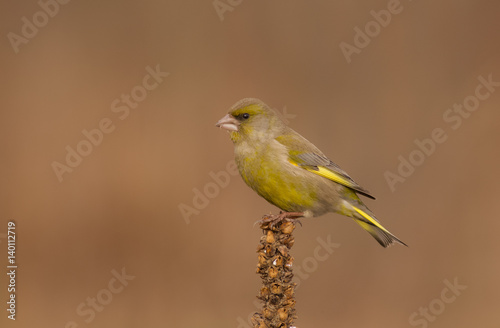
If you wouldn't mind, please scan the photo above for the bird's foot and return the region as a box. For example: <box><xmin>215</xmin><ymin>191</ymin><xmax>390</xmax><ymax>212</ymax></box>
<box><xmin>257</xmin><ymin>211</ymin><xmax>304</xmax><ymax>229</ymax></box>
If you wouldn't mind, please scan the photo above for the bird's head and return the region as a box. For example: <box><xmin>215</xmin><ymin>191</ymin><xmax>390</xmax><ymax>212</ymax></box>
<box><xmin>216</xmin><ymin>98</ymin><xmax>285</xmax><ymax>143</ymax></box>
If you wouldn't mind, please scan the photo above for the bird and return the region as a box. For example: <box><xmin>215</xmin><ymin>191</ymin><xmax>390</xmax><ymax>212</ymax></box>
<box><xmin>215</xmin><ymin>98</ymin><xmax>406</xmax><ymax>248</ymax></box>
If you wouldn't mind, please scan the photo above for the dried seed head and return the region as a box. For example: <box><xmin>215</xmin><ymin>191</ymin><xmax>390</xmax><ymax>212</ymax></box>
<box><xmin>284</xmin><ymin>286</ymin><xmax>294</xmax><ymax>298</ymax></box>
<box><xmin>271</xmin><ymin>283</ymin><xmax>283</xmax><ymax>294</ymax></box>
<box><xmin>258</xmin><ymin>254</ymin><xmax>267</xmax><ymax>266</ymax></box>
<box><xmin>274</xmin><ymin>255</ymin><xmax>284</xmax><ymax>266</ymax></box>
<box><xmin>251</xmin><ymin>313</ymin><xmax>264</xmax><ymax>328</ymax></box>
<box><xmin>277</xmin><ymin>245</ymin><xmax>288</xmax><ymax>257</ymax></box>
<box><xmin>266</xmin><ymin>230</ymin><xmax>275</xmax><ymax>243</ymax></box>
<box><xmin>279</xmin><ymin>234</ymin><xmax>294</xmax><ymax>246</ymax></box>
<box><xmin>263</xmin><ymin>308</ymin><xmax>273</xmax><ymax>319</ymax></box>
<box><xmin>260</xmin><ymin>286</ymin><xmax>270</xmax><ymax>297</ymax></box>
<box><xmin>259</xmin><ymin>221</ymin><xmax>271</xmax><ymax>230</ymax></box>
<box><xmin>265</xmin><ymin>245</ymin><xmax>275</xmax><ymax>256</ymax></box>
<box><xmin>280</xmin><ymin>222</ymin><xmax>295</xmax><ymax>234</ymax></box>
<box><xmin>277</xmin><ymin>308</ymin><xmax>288</xmax><ymax>321</ymax></box>
<box><xmin>268</xmin><ymin>267</ymin><xmax>278</xmax><ymax>278</ymax></box>
<box><xmin>255</xmin><ymin>215</ymin><xmax>297</xmax><ymax>327</ymax></box>
<box><xmin>282</xmin><ymin>272</ymin><xmax>294</xmax><ymax>283</ymax></box>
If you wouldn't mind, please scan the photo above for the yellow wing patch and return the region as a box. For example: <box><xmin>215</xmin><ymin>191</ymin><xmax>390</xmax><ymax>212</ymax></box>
<box><xmin>289</xmin><ymin>159</ymin><xmax>358</xmax><ymax>190</ymax></box>
<box><xmin>289</xmin><ymin>158</ymin><xmax>375</xmax><ymax>199</ymax></box>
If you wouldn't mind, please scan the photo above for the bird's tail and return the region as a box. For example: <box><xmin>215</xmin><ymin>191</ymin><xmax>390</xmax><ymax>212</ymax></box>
<box><xmin>342</xmin><ymin>201</ymin><xmax>407</xmax><ymax>248</ymax></box>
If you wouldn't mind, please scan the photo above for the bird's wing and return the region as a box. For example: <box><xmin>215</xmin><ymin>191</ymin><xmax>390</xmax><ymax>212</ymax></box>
<box><xmin>276</xmin><ymin>132</ymin><xmax>376</xmax><ymax>199</ymax></box>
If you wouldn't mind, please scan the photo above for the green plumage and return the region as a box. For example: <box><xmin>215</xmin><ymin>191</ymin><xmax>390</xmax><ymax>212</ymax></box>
<box><xmin>216</xmin><ymin>98</ymin><xmax>406</xmax><ymax>248</ymax></box>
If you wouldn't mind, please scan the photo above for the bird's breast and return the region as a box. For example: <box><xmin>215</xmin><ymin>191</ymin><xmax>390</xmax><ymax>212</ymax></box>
<box><xmin>234</xmin><ymin>140</ymin><xmax>318</xmax><ymax>213</ymax></box>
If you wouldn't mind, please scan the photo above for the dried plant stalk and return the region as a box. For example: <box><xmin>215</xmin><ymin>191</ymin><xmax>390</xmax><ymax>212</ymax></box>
<box><xmin>252</xmin><ymin>219</ymin><xmax>297</xmax><ymax>328</ymax></box>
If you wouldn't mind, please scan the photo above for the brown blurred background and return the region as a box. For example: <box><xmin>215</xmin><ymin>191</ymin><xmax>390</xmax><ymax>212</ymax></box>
<box><xmin>1</xmin><ymin>1</ymin><xmax>500</xmax><ymax>327</ymax></box>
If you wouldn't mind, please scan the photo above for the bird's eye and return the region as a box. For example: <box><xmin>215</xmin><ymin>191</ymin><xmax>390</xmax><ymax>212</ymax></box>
<box><xmin>242</xmin><ymin>113</ymin><xmax>250</xmax><ymax>119</ymax></box>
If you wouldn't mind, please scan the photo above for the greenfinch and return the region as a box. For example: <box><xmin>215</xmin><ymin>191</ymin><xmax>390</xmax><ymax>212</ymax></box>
<box><xmin>216</xmin><ymin>98</ymin><xmax>406</xmax><ymax>248</ymax></box>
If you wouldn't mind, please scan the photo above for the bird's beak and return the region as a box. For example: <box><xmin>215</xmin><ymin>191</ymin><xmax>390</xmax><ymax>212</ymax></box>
<box><xmin>215</xmin><ymin>114</ymin><xmax>240</xmax><ymax>132</ymax></box>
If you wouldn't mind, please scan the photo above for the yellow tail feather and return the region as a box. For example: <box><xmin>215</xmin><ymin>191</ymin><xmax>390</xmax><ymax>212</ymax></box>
<box><xmin>350</xmin><ymin>205</ymin><xmax>407</xmax><ymax>248</ymax></box>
